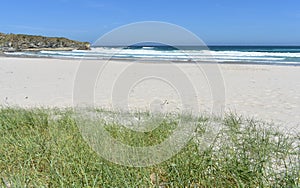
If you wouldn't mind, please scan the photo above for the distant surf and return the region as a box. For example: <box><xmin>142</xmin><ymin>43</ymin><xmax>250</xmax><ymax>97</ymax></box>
<box><xmin>4</xmin><ymin>46</ymin><xmax>300</xmax><ymax>66</ymax></box>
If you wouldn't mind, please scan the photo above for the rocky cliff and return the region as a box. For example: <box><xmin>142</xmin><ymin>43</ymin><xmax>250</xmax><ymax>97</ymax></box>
<box><xmin>0</xmin><ymin>32</ymin><xmax>90</xmax><ymax>52</ymax></box>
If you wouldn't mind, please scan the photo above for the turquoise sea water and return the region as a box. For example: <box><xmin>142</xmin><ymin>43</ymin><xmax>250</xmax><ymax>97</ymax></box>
<box><xmin>5</xmin><ymin>46</ymin><xmax>300</xmax><ymax>66</ymax></box>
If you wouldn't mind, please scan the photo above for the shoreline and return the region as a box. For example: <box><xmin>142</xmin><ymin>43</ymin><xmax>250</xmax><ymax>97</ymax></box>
<box><xmin>2</xmin><ymin>53</ymin><xmax>300</xmax><ymax>67</ymax></box>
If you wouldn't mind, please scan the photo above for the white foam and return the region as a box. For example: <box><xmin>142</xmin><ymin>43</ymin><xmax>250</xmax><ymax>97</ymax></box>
<box><xmin>4</xmin><ymin>47</ymin><xmax>300</xmax><ymax>65</ymax></box>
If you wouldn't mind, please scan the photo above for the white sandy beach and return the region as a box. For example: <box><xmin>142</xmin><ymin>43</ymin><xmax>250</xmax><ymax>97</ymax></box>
<box><xmin>0</xmin><ymin>56</ymin><xmax>299</xmax><ymax>132</ymax></box>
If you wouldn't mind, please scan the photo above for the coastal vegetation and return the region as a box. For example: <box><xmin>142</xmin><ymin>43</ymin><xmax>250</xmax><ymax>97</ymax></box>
<box><xmin>0</xmin><ymin>33</ymin><xmax>90</xmax><ymax>52</ymax></box>
<box><xmin>0</xmin><ymin>108</ymin><xmax>299</xmax><ymax>187</ymax></box>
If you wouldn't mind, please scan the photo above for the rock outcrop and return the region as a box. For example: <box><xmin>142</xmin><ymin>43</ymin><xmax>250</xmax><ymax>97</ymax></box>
<box><xmin>0</xmin><ymin>32</ymin><xmax>90</xmax><ymax>52</ymax></box>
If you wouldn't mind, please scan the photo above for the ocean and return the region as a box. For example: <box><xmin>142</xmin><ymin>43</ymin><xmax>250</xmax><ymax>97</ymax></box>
<box><xmin>4</xmin><ymin>46</ymin><xmax>300</xmax><ymax>66</ymax></box>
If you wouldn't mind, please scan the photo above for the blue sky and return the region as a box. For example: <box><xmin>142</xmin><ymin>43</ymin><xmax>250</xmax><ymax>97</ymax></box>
<box><xmin>1</xmin><ymin>0</ymin><xmax>300</xmax><ymax>45</ymax></box>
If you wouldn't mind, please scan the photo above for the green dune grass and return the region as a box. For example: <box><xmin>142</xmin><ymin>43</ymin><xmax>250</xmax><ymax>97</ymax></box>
<box><xmin>0</xmin><ymin>108</ymin><xmax>299</xmax><ymax>187</ymax></box>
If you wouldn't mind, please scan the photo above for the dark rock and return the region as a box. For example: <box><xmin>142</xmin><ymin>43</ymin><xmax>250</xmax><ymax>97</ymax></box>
<box><xmin>29</xmin><ymin>43</ymin><xmax>37</xmax><ymax>48</ymax></box>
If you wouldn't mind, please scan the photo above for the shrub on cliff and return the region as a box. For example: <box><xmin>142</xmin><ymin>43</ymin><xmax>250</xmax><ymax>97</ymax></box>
<box><xmin>0</xmin><ymin>33</ymin><xmax>90</xmax><ymax>51</ymax></box>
